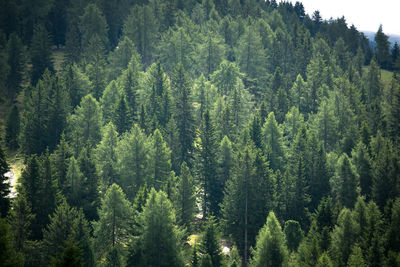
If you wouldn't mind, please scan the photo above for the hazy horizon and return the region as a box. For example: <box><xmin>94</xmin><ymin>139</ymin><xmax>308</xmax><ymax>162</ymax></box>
<box><xmin>279</xmin><ymin>0</ymin><xmax>400</xmax><ymax>36</ymax></box>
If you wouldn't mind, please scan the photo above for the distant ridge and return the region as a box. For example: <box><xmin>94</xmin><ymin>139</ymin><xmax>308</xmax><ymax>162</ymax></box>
<box><xmin>363</xmin><ymin>31</ymin><xmax>400</xmax><ymax>48</ymax></box>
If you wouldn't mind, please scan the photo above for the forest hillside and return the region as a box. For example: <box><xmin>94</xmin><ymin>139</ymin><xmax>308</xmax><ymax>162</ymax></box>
<box><xmin>1</xmin><ymin>0</ymin><xmax>400</xmax><ymax>266</ymax></box>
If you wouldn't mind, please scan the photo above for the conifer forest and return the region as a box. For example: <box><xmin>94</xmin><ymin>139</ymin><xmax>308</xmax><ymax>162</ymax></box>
<box><xmin>1</xmin><ymin>0</ymin><xmax>400</xmax><ymax>266</ymax></box>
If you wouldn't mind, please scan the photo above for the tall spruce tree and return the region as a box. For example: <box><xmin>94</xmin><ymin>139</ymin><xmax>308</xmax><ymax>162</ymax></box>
<box><xmin>176</xmin><ymin>162</ymin><xmax>196</xmax><ymax>230</ymax></box>
<box><xmin>30</xmin><ymin>24</ymin><xmax>53</xmax><ymax>85</ymax></box>
<box><xmin>200</xmin><ymin>110</ymin><xmax>219</xmax><ymax>217</ymax></box>
<box><xmin>172</xmin><ymin>63</ymin><xmax>195</xmax><ymax>166</ymax></box>
<box><xmin>94</xmin><ymin>183</ymin><xmax>133</xmax><ymax>263</ymax></box>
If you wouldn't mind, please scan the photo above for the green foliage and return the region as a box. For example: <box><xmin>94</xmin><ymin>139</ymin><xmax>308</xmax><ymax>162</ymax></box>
<box><xmin>30</xmin><ymin>24</ymin><xmax>53</xmax><ymax>85</ymax></box>
<box><xmin>116</xmin><ymin>124</ymin><xmax>152</xmax><ymax>200</ymax></box>
<box><xmin>284</xmin><ymin>220</ymin><xmax>303</xmax><ymax>252</ymax></box>
<box><xmin>128</xmin><ymin>189</ymin><xmax>184</xmax><ymax>267</ymax></box>
<box><xmin>250</xmin><ymin>211</ymin><xmax>288</xmax><ymax>267</ymax></box>
<box><xmin>68</xmin><ymin>94</ymin><xmax>103</xmax><ymax>154</ymax></box>
<box><xmin>0</xmin><ymin>218</ymin><xmax>22</xmax><ymax>266</ymax></box>
<box><xmin>94</xmin><ymin>183</ymin><xmax>132</xmax><ymax>262</ymax></box>
<box><xmin>200</xmin><ymin>216</ymin><xmax>225</xmax><ymax>267</ymax></box>
<box><xmin>176</xmin><ymin>162</ymin><xmax>196</xmax><ymax>230</ymax></box>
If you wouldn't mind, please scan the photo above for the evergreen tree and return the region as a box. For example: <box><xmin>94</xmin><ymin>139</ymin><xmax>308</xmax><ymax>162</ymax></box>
<box><xmin>262</xmin><ymin>112</ymin><xmax>285</xmax><ymax>171</ymax></box>
<box><xmin>249</xmin><ymin>211</ymin><xmax>288</xmax><ymax>267</ymax></box>
<box><xmin>113</xmin><ymin>94</ymin><xmax>131</xmax><ymax>135</ymax></box>
<box><xmin>172</xmin><ymin>63</ymin><xmax>195</xmax><ymax>166</ymax></box>
<box><xmin>330</xmin><ymin>208</ymin><xmax>358</xmax><ymax>267</ymax></box>
<box><xmin>65</xmin><ymin>156</ymin><xmax>85</xmax><ymax>208</ymax></box>
<box><xmin>176</xmin><ymin>162</ymin><xmax>196</xmax><ymax>230</ymax></box>
<box><xmin>347</xmin><ymin>245</ymin><xmax>365</xmax><ymax>267</ymax></box>
<box><xmin>284</xmin><ymin>220</ymin><xmax>303</xmax><ymax>252</ymax></box>
<box><xmin>94</xmin><ymin>183</ymin><xmax>133</xmax><ymax>262</ymax></box>
<box><xmin>316</xmin><ymin>253</ymin><xmax>333</xmax><ymax>267</ymax></box>
<box><xmin>30</xmin><ymin>24</ymin><xmax>53</xmax><ymax>85</ymax></box>
<box><xmin>128</xmin><ymin>189</ymin><xmax>184</xmax><ymax>267</ymax></box>
<box><xmin>152</xmin><ymin>129</ymin><xmax>172</xmax><ymax>190</ymax></box>
<box><xmin>387</xmin><ymin>199</ymin><xmax>400</xmax><ymax>252</ymax></box>
<box><xmin>218</xmin><ymin>136</ymin><xmax>234</xmax><ymax>194</ymax></box>
<box><xmin>78</xmin><ymin>147</ymin><xmax>99</xmax><ymax>221</ymax></box>
<box><xmin>79</xmin><ymin>3</ymin><xmax>109</xmax><ymax>56</ymax></box>
<box><xmin>6</xmin><ymin>32</ymin><xmax>25</xmax><ymax>101</ymax></box>
<box><xmin>0</xmin><ymin>218</ymin><xmax>21</xmax><ymax>266</ymax></box>
<box><xmin>94</xmin><ymin>123</ymin><xmax>119</xmax><ymax>190</ymax></box>
<box><xmin>352</xmin><ymin>141</ymin><xmax>373</xmax><ymax>200</ymax></box>
<box><xmin>120</xmin><ymin>55</ymin><xmax>140</xmax><ymax>122</ymax></box>
<box><xmin>51</xmin><ymin>240</ymin><xmax>84</xmax><ymax>267</ymax></box>
<box><xmin>370</xmin><ymin>132</ymin><xmax>399</xmax><ymax>208</ymax></box>
<box><xmin>43</xmin><ymin>199</ymin><xmax>93</xmax><ymax>267</ymax></box>
<box><xmin>374</xmin><ymin>25</ymin><xmax>391</xmax><ymax>69</ymax></box>
<box><xmin>51</xmin><ymin>134</ymin><xmax>72</xmax><ymax>195</ymax></box>
<box><xmin>116</xmin><ymin>124</ymin><xmax>152</xmax><ymax>200</ymax></box>
<box><xmin>200</xmin><ymin>216</ymin><xmax>225</xmax><ymax>267</ymax></box>
<box><xmin>8</xmin><ymin>193</ymin><xmax>34</xmax><ymax>255</ymax></box>
<box><xmin>123</xmin><ymin>5</ymin><xmax>157</xmax><ymax>66</ymax></box>
<box><xmin>200</xmin><ymin>110</ymin><xmax>219</xmax><ymax>217</ymax></box>
<box><xmin>210</xmin><ymin>60</ymin><xmax>241</xmax><ymax>95</ymax></box>
<box><xmin>63</xmin><ymin>63</ymin><xmax>91</xmax><ymax>108</ymax></box>
<box><xmin>108</xmin><ymin>36</ymin><xmax>139</xmax><ymax>81</ymax></box>
<box><xmin>68</xmin><ymin>94</ymin><xmax>103</xmax><ymax>154</ymax></box>
<box><xmin>333</xmin><ymin>154</ymin><xmax>359</xmax><ymax>208</ymax></box>
<box><xmin>0</xmin><ymin>145</ymin><xmax>10</xmax><ymax>218</ymax></box>
<box><xmin>100</xmin><ymin>80</ymin><xmax>121</xmax><ymax>124</ymax></box>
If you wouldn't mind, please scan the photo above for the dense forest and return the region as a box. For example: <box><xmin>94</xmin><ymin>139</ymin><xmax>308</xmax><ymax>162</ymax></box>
<box><xmin>1</xmin><ymin>0</ymin><xmax>400</xmax><ymax>266</ymax></box>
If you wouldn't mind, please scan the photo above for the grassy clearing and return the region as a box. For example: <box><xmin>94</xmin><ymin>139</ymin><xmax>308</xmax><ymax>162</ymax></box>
<box><xmin>51</xmin><ymin>46</ymin><xmax>66</xmax><ymax>72</ymax></box>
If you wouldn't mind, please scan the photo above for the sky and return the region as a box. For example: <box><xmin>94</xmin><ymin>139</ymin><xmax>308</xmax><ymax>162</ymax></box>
<box><xmin>279</xmin><ymin>0</ymin><xmax>400</xmax><ymax>36</ymax></box>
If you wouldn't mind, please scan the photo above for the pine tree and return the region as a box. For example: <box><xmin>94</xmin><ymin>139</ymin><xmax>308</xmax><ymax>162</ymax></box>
<box><xmin>63</xmin><ymin>64</ymin><xmax>91</xmax><ymax>108</ymax></box>
<box><xmin>30</xmin><ymin>24</ymin><xmax>53</xmax><ymax>85</ymax></box>
<box><xmin>128</xmin><ymin>189</ymin><xmax>184</xmax><ymax>267</ymax></box>
<box><xmin>200</xmin><ymin>110</ymin><xmax>219</xmax><ymax>217</ymax></box>
<box><xmin>0</xmin><ymin>145</ymin><xmax>10</xmax><ymax>218</ymax></box>
<box><xmin>51</xmin><ymin>240</ymin><xmax>84</xmax><ymax>267</ymax></box>
<box><xmin>316</xmin><ymin>253</ymin><xmax>333</xmax><ymax>267</ymax></box>
<box><xmin>334</xmin><ymin>154</ymin><xmax>359</xmax><ymax>208</ymax></box>
<box><xmin>120</xmin><ymin>55</ymin><xmax>140</xmax><ymax>122</ymax></box>
<box><xmin>78</xmin><ymin>147</ymin><xmax>99</xmax><ymax>221</ymax></box>
<box><xmin>0</xmin><ymin>218</ymin><xmax>21</xmax><ymax>266</ymax></box>
<box><xmin>68</xmin><ymin>94</ymin><xmax>103</xmax><ymax>154</ymax></box>
<box><xmin>387</xmin><ymin>199</ymin><xmax>400</xmax><ymax>252</ymax></box>
<box><xmin>352</xmin><ymin>141</ymin><xmax>373</xmax><ymax>200</ymax></box>
<box><xmin>116</xmin><ymin>124</ymin><xmax>152</xmax><ymax>200</ymax></box>
<box><xmin>374</xmin><ymin>25</ymin><xmax>391</xmax><ymax>69</ymax></box>
<box><xmin>210</xmin><ymin>60</ymin><xmax>241</xmax><ymax>95</ymax></box>
<box><xmin>218</xmin><ymin>136</ymin><xmax>234</xmax><ymax>193</ymax></box>
<box><xmin>43</xmin><ymin>199</ymin><xmax>93</xmax><ymax>267</ymax></box>
<box><xmin>123</xmin><ymin>5</ymin><xmax>157</xmax><ymax>66</ymax></box>
<box><xmin>94</xmin><ymin>123</ymin><xmax>119</xmax><ymax>190</ymax></box>
<box><xmin>370</xmin><ymin>132</ymin><xmax>399</xmax><ymax>208</ymax></box>
<box><xmin>8</xmin><ymin>193</ymin><xmax>34</xmax><ymax>255</ymax></box>
<box><xmin>6</xmin><ymin>32</ymin><xmax>25</xmax><ymax>101</ymax></box>
<box><xmin>113</xmin><ymin>94</ymin><xmax>131</xmax><ymax>135</ymax></box>
<box><xmin>250</xmin><ymin>211</ymin><xmax>289</xmax><ymax>267</ymax></box>
<box><xmin>284</xmin><ymin>220</ymin><xmax>303</xmax><ymax>252</ymax></box>
<box><xmin>152</xmin><ymin>129</ymin><xmax>172</xmax><ymax>190</ymax></box>
<box><xmin>172</xmin><ymin>63</ymin><xmax>195</xmax><ymax>166</ymax></box>
<box><xmin>94</xmin><ymin>183</ymin><xmax>133</xmax><ymax>262</ymax></box>
<box><xmin>200</xmin><ymin>216</ymin><xmax>225</xmax><ymax>267</ymax></box>
<box><xmin>107</xmin><ymin>36</ymin><xmax>139</xmax><ymax>81</ymax></box>
<box><xmin>19</xmin><ymin>154</ymin><xmax>42</xmax><ymax>239</ymax></box>
<box><xmin>79</xmin><ymin>3</ymin><xmax>109</xmax><ymax>56</ymax></box>
<box><xmin>347</xmin><ymin>245</ymin><xmax>365</xmax><ymax>267</ymax></box>
<box><xmin>176</xmin><ymin>162</ymin><xmax>196</xmax><ymax>230</ymax></box>
<box><xmin>330</xmin><ymin>208</ymin><xmax>358</xmax><ymax>267</ymax></box>
<box><xmin>51</xmin><ymin>134</ymin><xmax>72</xmax><ymax>195</ymax></box>
<box><xmin>262</xmin><ymin>112</ymin><xmax>285</xmax><ymax>171</ymax></box>
<box><xmin>100</xmin><ymin>80</ymin><xmax>121</xmax><ymax>124</ymax></box>
<box><xmin>65</xmin><ymin>156</ymin><xmax>85</xmax><ymax>208</ymax></box>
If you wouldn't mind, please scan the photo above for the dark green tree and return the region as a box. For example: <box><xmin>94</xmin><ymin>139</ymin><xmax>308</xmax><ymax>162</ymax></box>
<box><xmin>249</xmin><ymin>211</ymin><xmax>289</xmax><ymax>267</ymax></box>
<box><xmin>334</xmin><ymin>154</ymin><xmax>359</xmax><ymax>208</ymax></box>
<box><xmin>30</xmin><ymin>24</ymin><xmax>53</xmax><ymax>85</ymax></box>
<box><xmin>172</xmin><ymin>63</ymin><xmax>195</xmax><ymax>166</ymax></box>
<box><xmin>200</xmin><ymin>110</ymin><xmax>219</xmax><ymax>217</ymax></box>
<box><xmin>128</xmin><ymin>189</ymin><xmax>184</xmax><ymax>267</ymax></box>
<box><xmin>262</xmin><ymin>112</ymin><xmax>285</xmax><ymax>171</ymax></box>
<box><xmin>94</xmin><ymin>183</ymin><xmax>133</xmax><ymax>263</ymax></box>
<box><xmin>113</xmin><ymin>94</ymin><xmax>131</xmax><ymax>135</ymax></box>
<box><xmin>6</xmin><ymin>32</ymin><xmax>25</xmax><ymax>101</ymax></box>
<box><xmin>284</xmin><ymin>220</ymin><xmax>303</xmax><ymax>252</ymax></box>
<box><xmin>0</xmin><ymin>145</ymin><xmax>10</xmax><ymax>217</ymax></box>
<box><xmin>374</xmin><ymin>25</ymin><xmax>391</xmax><ymax>69</ymax></box>
<box><xmin>152</xmin><ymin>129</ymin><xmax>172</xmax><ymax>190</ymax></box>
<box><xmin>176</xmin><ymin>162</ymin><xmax>196</xmax><ymax>230</ymax></box>
<box><xmin>200</xmin><ymin>216</ymin><xmax>225</xmax><ymax>267</ymax></box>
